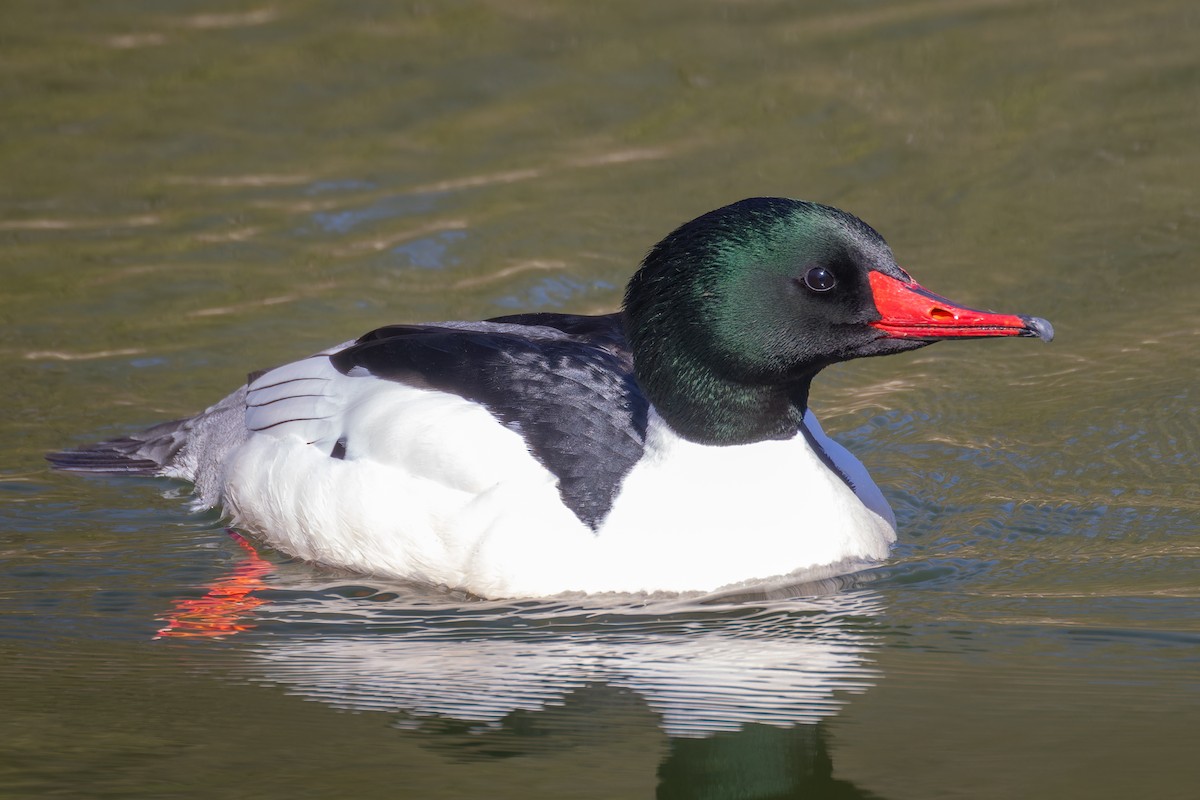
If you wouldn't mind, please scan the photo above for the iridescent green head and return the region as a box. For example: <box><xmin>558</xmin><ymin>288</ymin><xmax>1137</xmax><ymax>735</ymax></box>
<box><xmin>622</xmin><ymin>197</ymin><xmax>1050</xmax><ymax>444</ymax></box>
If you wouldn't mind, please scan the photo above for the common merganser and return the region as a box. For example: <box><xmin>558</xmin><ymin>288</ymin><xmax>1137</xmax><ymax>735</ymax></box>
<box><xmin>49</xmin><ymin>198</ymin><xmax>1053</xmax><ymax>598</ymax></box>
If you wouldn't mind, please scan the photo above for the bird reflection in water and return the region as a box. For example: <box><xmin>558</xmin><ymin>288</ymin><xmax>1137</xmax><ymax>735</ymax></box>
<box><xmin>156</xmin><ymin>532</ymin><xmax>889</xmax><ymax>798</ymax></box>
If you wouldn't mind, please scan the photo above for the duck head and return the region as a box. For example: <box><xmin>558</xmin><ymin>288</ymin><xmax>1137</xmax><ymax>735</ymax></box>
<box><xmin>622</xmin><ymin>197</ymin><xmax>1053</xmax><ymax>445</ymax></box>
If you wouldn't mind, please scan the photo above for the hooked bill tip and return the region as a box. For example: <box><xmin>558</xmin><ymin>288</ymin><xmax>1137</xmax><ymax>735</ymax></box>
<box><xmin>1021</xmin><ymin>315</ymin><xmax>1055</xmax><ymax>343</ymax></box>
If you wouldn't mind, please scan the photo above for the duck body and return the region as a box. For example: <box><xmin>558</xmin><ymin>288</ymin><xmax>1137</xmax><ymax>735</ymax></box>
<box><xmin>50</xmin><ymin>198</ymin><xmax>1051</xmax><ymax>598</ymax></box>
<box><xmin>222</xmin><ymin>319</ymin><xmax>895</xmax><ymax>597</ymax></box>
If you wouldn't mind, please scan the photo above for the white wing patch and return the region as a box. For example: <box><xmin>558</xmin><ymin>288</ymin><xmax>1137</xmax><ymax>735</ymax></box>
<box><xmin>241</xmin><ymin>344</ymin><xmax>560</xmax><ymax>497</ymax></box>
<box><xmin>245</xmin><ymin>354</ymin><xmax>349</xmax><ymax>454</ymax></box>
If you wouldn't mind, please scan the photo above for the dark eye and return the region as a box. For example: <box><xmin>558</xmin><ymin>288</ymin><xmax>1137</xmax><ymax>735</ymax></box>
<box><xmin>802</xmin><ymin>266</ymin><xmax>837</xmax><ymax>293</ymax></box>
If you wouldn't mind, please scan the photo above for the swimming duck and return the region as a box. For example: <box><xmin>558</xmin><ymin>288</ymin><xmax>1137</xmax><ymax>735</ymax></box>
<box><xmin>49</xmin><ymin>198</ymin><xmax>1053</xmax><ymax>598</ymax></box>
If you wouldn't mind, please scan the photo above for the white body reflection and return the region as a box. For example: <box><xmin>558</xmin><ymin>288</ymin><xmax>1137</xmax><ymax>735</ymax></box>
<box><xmin>225</xmin><ymin>571</ymin><xmax>886</xmax><ymax>738</ymax></box>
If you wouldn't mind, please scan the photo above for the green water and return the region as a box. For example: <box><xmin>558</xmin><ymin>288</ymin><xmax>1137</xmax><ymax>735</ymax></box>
<box><xmin>2</xmin><ymin>1</ymin><xmax>1197</xmax><ymax>797</ymax></box>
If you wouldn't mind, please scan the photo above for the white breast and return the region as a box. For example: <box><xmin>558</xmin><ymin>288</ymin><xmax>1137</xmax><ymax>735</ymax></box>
<box><xmin>584</xmin><ymin>411</ymin><xmax>895</xmax><ymax>594</ymax></box>
<box><xmin>413</xmin><ymin>410</ymin><xmax>897</xmax><ymax>597</ymax></box>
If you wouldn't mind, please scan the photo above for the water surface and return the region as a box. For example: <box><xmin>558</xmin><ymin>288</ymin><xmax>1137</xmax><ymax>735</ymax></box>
<box><xmin>2</xmin><ymin>1</ymin><xmax>1198</xmax><ymax>798</ymax></box>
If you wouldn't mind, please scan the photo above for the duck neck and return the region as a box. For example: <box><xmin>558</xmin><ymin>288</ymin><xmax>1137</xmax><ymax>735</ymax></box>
<box><xmin>633</xmin><ymin>343</ymin><xmax>819</xmax><ymax>446</ymax></box>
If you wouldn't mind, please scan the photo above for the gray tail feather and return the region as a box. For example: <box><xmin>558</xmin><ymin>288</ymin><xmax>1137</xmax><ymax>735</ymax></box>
<box><xmin>46</xmin><ymin>417</ymin><xmax>191</xmax><ymax>475</ymax></box>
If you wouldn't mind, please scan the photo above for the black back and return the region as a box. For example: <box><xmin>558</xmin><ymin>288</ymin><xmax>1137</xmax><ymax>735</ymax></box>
<box><xmin>330</xmin><ymin>314</ymin><xmax>648</xmax><ymax>531</ymax></box>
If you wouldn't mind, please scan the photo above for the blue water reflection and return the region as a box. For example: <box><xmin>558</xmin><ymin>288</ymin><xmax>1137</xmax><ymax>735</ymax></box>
<box><xmin>392</xmin><ymin>229</ymin><xmax>466</xmax><ymax>269</ymax></box>
<box><xmin>310</xmin><ymin>192</ymin><xmax>443</xmax><ymax>234</ymax></box>
<box><xmin>495</xmin><ymin>275</ymin><xmax>617</xmax><ymax>309</ymax></box>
